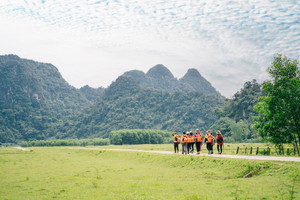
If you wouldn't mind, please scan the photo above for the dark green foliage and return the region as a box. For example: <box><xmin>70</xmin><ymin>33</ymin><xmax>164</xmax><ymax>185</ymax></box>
<box><xmin>223</xmin><ymin>79</ymin><xmax>264</xmax><ymax>123</ymax></box>
<box><xmin>210</xmin><ymin>79</ymin><xmax>264</xmax><ymax>142</ymax></box>
<box><xmin>0</xmin><ymin>55</ymin><xmax>224</xmax><ymax>143</ymax></box>
<box><xmin>209</xmin><ymin>117</ymin><xmax>259</xmax><ymax>143</ymax></box>
<box><xmin>109</xmin><ymin>129</ymin><xmax>171</xmax><ymax>145</ymax></box>
<box><xmin>79</xmin><ymin>85</ymin><xmax>104</xmax><ymax>101</ymax></box>
<box><xmin>21</xmin><ymin>138</ymin><xmax>109</xmax><ymax>147</ymax></box>
<box><xmin>0</xmin><ymin>55</ymin><xmax>90</xmax><ymax>143</ymax></box>
<box><xmin>210</xmin><ymin>117</ymin><xmax>234</xmax><ymax>138</ymax></box>
<box><xmin>179</xmin><ymin>68</ymin><xmax>222</xmax><ymax>96</ymax></box>
<box><xmin>254</xmin><ymin>54</ymin><xmax>300</xmax><ymax>153</ymax></box>
<box><xmin>62</xmin><ymin>75</ymin><xmax>224</xmax><ymax>139</ymax></box>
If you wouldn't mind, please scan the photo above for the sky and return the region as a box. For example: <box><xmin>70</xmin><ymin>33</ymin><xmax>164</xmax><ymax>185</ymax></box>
<box><xmin>0</xmin><ymin>0</ymin><xmax>299</xmax><ymax>98</ymax></box>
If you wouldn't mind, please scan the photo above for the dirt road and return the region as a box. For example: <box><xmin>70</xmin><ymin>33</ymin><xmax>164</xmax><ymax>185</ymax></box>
<box><xmin>14</xmin><ymin>147</ymin><xmax>30</xmax><ymax>151</ymax></box>
<box><xmin>15</xmin><ymin>146</ymin><xmax>300</xmax><ymax>162</ymax></box>
<box><xmin>66</xmin><ymin>147</ymin><xmax>300</xmax><ymax>162</ymax></box>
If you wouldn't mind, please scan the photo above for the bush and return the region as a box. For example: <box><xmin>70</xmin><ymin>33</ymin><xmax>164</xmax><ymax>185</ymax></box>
<box><xmin>109</xmin><ymin>129</ymin><xmax>172</xmax><ymax>145</ymax></box>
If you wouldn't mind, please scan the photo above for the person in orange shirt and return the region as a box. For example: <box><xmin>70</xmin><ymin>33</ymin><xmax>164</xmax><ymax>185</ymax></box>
<box><xmin>181</xmin><ymin>132</ymin><xmax>188</xmax><ymax>155</ymax></box>
<box><xmin>173</xmin><ymin>132</ymin><xmax>181</xmax><ymax>153</ymax></box>
<box><xmin>195</xmin><ymin>129</ymin><xmax>203</xmax><ymax>154</ymax></box>
<box><xmin>186</xmin><ymin>132</ymin><xmax>194</xmax><ymax>154</ymax></box>
<box><xmin>186</xmin><ymin>132</ymin><xmax>191</xmax><ymax>154</ymax></box>
<box><xmin>190</xmin><ymin>131</ymin><xmax>195</xmax><ymax>154</ymax></box>
<box><xmin>205</xmin><ymin>130</ymin><xmax>215</xmax><ymax>154</ymax></box>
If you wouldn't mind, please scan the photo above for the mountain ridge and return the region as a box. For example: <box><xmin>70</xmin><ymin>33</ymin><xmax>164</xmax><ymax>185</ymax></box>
<box><xmin>0</xmin><ymin>55</ymin><xmax>224</xmax><ymax>143</ymax></box>
<box><xmin>122</xmin><ymin>65</ymin><xmax>222</xmax><ymax>96</ymax></box>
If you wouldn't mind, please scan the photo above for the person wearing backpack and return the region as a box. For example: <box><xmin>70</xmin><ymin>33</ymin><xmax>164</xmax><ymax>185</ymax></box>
<box><xmin>205</xmin><ymin>130</ymin><xmax>215</xmax><ymax>154</ymax></box>
<box><xmin>216</xmin><ymin>131</ymin><xmax>224</xmax><ymax>154</ymax></box>
<box><xmin>173</xmin><ymin>132</ymin><xmax>181</xmax><ymax>153</ymax></box>
<box><xmin>195</xmin><ymin>129</ymin><xmax>203</xmax><ymax>154</ymax></box>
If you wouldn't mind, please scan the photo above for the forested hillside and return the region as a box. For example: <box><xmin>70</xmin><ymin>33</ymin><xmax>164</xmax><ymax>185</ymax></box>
<box><xmin>59</xmin><ymin>75</ymin><xmax>224</xmax><ymax>139</ymax></box>
<box><xmin>0</xmin><ymin>55</ymin><xmax>90</xmax><ymax>142</ymax></box>
<box><xmin>210</xmin><ymin>80</ymin><xmax>265</xmax><ymax>142</ymax></box>
<box><xmin>1</xmin><ymin>55</ymin><xmax>225</xmax><ymax>143</ymax></box>
<box><xmin>79</xmin><ymin>85</ymin><xmax>104</xmax><ymax>101</ymax></box>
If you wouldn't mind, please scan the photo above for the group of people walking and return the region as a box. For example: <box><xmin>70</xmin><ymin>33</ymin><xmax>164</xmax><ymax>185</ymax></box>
<box><xmin>172</xmin><ymin>129</ymin><xmax>224</xmax><ymax>155</ymax></box>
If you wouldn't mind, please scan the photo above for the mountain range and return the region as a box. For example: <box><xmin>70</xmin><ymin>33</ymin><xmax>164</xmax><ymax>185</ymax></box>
<box><xmin>0</xmin><ymin>55</ymin><xmax>224</xmax><ymax>143</ymax></box>
<box><xmin>123</xmin><ymin>64</ymin><xmax>221</xmax><ymax>95</ymax></box>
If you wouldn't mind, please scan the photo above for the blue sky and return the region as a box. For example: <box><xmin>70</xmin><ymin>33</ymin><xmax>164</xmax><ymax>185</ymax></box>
<box><xmin>0</xmin><ymin>0</ymin><xmax>299</xmax><ymax>97</ymax></box>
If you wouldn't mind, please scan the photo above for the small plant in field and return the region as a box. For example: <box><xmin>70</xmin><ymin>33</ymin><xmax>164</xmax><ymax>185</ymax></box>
<box><xmin>289</xmin><ymin>174</ymin><xmax>299</xmax><ymax>200</ymax></box>
<box><xmin>233</xmin><ymin>186</ymin><xmax>240</xmax><ymax>200</ymax></box>
<box><xmin>188</xmin><ymin>194</ymin><xmax>201</xmax><ymax>200</ymax></box>
<box><xmin>278</xmin><ymin>188</ymin><xmax>285</xmax><ymax>200</ymax></box>
<box><xmin>241</xmin><ymin>162</ymin><xmax>265</xmax><ymax>178</ymax></box>
<box><xmin>92</xmin><ymin>182</ymin><xmax>98</xmax><ymax>188</ymax></box>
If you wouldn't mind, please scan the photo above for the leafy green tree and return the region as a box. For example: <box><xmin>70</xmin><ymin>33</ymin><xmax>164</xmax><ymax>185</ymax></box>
<box><xmin>231</xmin><ymin>120</ymin><xmax>250</xmax><ymax>142</ymax></box>
<box><xmin>223</xmin><ymin>79</ymin><xmax>263</xmax><ymax>122</ymax></box>
<box><xmin>210</xmin><ymin>117</ymin><xmax>235</xmax><ymax>137</ymax></box>
<box><xmin>210</xmin><ymin>79</ymin><xmax>265</xmax><ymax>142</ymax></box>
<box><xmin>254</xmin><ymin>54</ymin><xmax>300</xmax><ymax>154</ymax></box>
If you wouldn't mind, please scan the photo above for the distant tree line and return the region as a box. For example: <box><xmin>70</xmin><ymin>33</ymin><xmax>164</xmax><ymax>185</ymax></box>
<box><xmin>21</xmin><ymin>138</ymin><xmax>109</xmax><ymax>147</ymax></box>
<box><xmin>109</xmin><ymin>129</ymin><xmax>172</xmax><ymax>145</ymax></box>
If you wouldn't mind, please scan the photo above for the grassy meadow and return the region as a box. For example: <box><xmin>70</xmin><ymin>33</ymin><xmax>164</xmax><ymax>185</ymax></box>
<box><xmin>0</xmin><ymin>147</ymin><xmax>299</xmax><ymax>200</ymax></box>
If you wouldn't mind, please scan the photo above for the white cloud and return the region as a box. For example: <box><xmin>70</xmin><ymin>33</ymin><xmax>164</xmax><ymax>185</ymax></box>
<box><xmin>0</xmin><ymin>0</ymin><xmax>299</xmax><ymax>97</ymax></box>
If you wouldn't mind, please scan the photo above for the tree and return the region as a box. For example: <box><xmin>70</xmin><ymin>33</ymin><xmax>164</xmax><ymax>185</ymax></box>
<box><xmin>210</xmin><ymin>117</ymin><xmax>235</xmax><ymax>137</ymax></box>
<box><xmin>254</xmin><ymin>54</ymin><xmax>300</xmax><ymax>154</ymax></box>
<box><xmin>223</xmin><ymin>79</ymin><xmax>263</xmax><ymax>122</ymax></box>
<box><xmin>231</xmin><ymin>120</ymin><xmax>250</xmax><ymax>142</ymax></box>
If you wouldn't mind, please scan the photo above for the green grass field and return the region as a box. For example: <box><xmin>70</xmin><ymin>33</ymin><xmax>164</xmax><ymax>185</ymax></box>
<box><xmin>1</xmin><ymin>147</ymin><xmax>299</xmax><ymax>199</ymax></box>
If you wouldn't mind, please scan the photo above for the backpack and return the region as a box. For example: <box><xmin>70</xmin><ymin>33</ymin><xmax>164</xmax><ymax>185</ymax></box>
<box><xmin>207</xmin><ymin>136</ymin><xmax>214</xmax><ymax>143</ymax></box>
<box><xmin>196</xmin><ymin>135</ymin><xmax>203</xmax><ymax>142</ymax></box>
<box><xmin>218</xmin><ymin>135</ymin><xmax>223</xmax><ymax>143</ymax></box>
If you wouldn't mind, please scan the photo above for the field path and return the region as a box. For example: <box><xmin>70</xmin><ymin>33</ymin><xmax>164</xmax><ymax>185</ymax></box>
<box><xmin>14</xmin><ymin>147</ymin><xmax>30</xmax><ymax>151</ymax></box>
<box><xmin>14</xmin><ymin>146</ymin><xmax>300</xmax><ymax>162</ymax></box>
<box><xmin>66</xmin><ymin>147</ymin><xmax>300</xmax><ymax>162</ymax></box>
